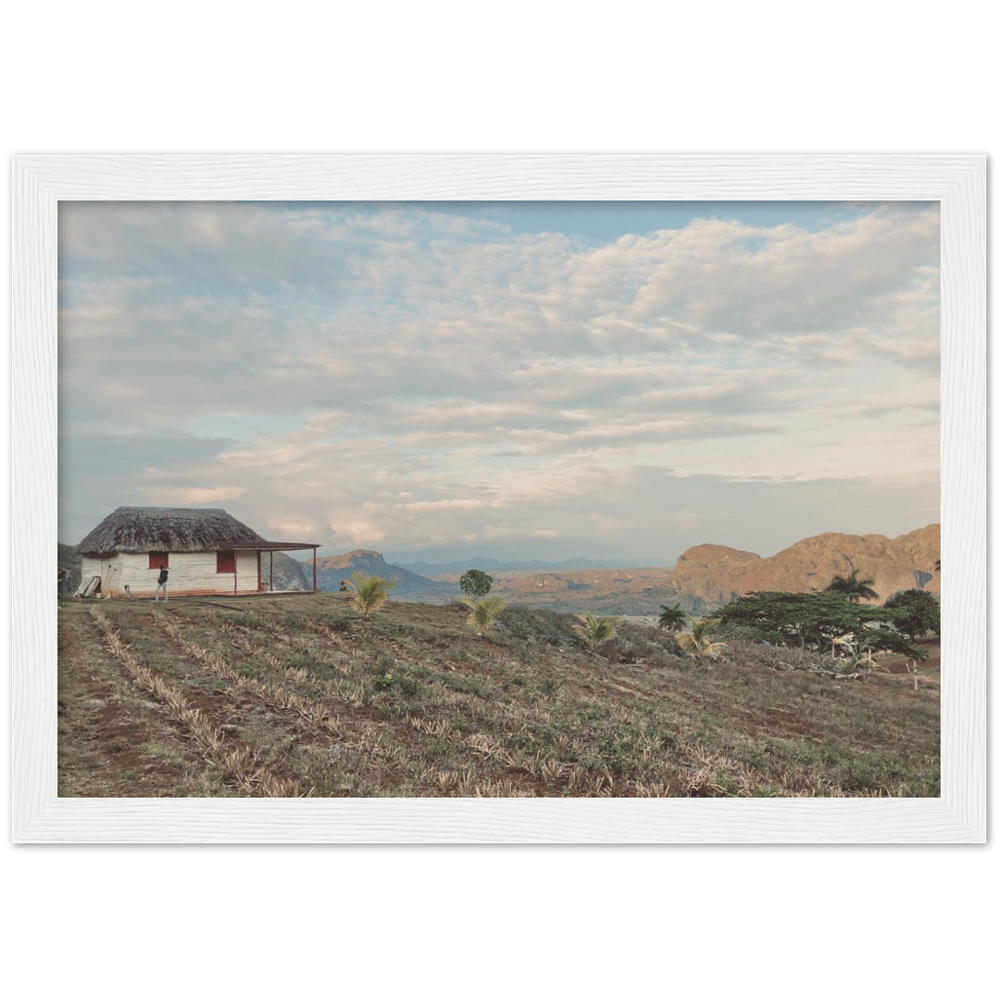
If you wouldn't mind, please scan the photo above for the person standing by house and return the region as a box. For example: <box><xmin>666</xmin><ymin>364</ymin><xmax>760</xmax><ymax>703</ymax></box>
<box><xmin>58</xmin><ymin>567</ymin><xmax>69</xmax><ymax>599</ymax></box>
<box><xmin>153</xmin><ymin>564</ymin><xmax>169</xmax><ymax>603</ymax></box>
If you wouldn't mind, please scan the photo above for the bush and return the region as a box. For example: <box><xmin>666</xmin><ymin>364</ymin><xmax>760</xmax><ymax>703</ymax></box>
<box><xmin>598</xmin><ymin>637</ymin><xmax>642</xmax><ymax>664</ymax></box>
<box><xmin>496</xmin><ymin>606</ymin><xmax>581</xmax><ymax>646</ymax></box>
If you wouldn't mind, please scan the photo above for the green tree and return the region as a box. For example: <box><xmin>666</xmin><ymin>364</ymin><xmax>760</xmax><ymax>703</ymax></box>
<box><xmin>458</xmin><ymin>596</ymin><xmax>506</xmax><ymax>636</ymax></box>
<box><xmin>676</xmin><ymin>618</ymin><xmax>727</xmax><ymax>660</ymax></box>
<box><xmin>717</xmin><ymin>591</ymin><xmax>924</xmax><ymax>659</ymax></box>
<box><xmin>884</xmin><ymin>589</ymin><xmax>940</xmax><ymax>641</ymax></box>
<box><xmin>824</xmin><ymin>570</ymin><xmax>879</xmax><ymax>602</ymax></box>
<box><xmin>459</xmin><ymin>569</ymin><xmax>494</xmax><ymax>599</ymax></box>
<box><xmin>657</xmin><ymin>603</ymin><xmax>688</xmax><ymax>632</ymax></box>
<box><xmin>345</xmin><ymin>572</ymin><xmax>396</xmax><ymax>620</ymax></box>
<box><xmin>572</xmin><ymin>613</ymin><xmax>619</xmax><ymax>650</ymax></box>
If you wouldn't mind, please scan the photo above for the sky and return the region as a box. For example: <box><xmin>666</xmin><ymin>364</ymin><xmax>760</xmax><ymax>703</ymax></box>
<box><xmin>57</xmin><ymin>200</ymin><xmax>940</xmax><ymax>564</ymax></box>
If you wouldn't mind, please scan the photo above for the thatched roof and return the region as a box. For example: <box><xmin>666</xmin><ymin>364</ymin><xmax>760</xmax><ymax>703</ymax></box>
<box><xmin>78</xmin><ymin>507</ymin><xmax>315</xmax><ymax>555</ymax></box>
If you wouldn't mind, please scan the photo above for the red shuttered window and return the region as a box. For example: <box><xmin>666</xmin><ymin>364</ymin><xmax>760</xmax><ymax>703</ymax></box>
<box><xmin>217</xmin><ymin>551</ymin><xmax>236</xmax><ymax>574</ymax></box>
<box><xmin>149</xmin><ymin>552</ymin><xmax>169</xmax><ymax>569</ymax></box>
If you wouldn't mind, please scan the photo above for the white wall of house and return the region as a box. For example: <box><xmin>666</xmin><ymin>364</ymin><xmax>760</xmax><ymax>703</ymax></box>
<box><xmin>236</xmin><ymin>549</ymin><xmax>259</xmax><ymax>593</ymax></box>
<box><xmin>81</xmin><ymin>550</ymin><xmax>263</xmax><ymax>597</ymax></box>
<box><xmin>80</xmin><ymin>555</ymin><xmax>117</xmax><ymax>593</ymax></box>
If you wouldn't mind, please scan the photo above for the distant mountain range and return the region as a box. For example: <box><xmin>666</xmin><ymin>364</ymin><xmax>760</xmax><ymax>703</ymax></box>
<box><xmin>56</xmin><ymin>522</ymin><xmax>939</xmax><ymax>615</ymax></box>
<box><xmin>304</xmin><ymin>549</ymin><xmax>454</xmax><ymax>599</ymax></box>
<box><xmin>303</xmin><ymin>525</ymin><xmax>940</xmax><ymax>615</ymax></box>
<box><xmin>396</xmin><ymin>555</ymin><xmax>653</xmax><ymax>575</ymax></box>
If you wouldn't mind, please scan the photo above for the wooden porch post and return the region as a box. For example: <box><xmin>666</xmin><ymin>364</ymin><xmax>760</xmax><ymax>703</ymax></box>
<box><xmin>313</xmin><ymin>547</ymin><xmax>318</xmax><ymax>593</ymax></box>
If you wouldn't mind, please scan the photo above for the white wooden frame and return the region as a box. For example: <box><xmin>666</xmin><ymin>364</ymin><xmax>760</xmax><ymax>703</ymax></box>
<box><xmin>12</xmin><ymin>155</ymin><xmax>986</xmax><ymax>843</ymax></box>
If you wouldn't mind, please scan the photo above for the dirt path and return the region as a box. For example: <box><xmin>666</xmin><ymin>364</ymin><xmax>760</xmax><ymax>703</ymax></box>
<box><xmin>58</xmin><ymin>613</ymin><xmax>202</xmax><ymax>796</ymax></box>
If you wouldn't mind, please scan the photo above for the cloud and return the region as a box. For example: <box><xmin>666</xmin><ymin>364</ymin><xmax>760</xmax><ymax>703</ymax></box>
<box><xmin>58</xmin><ymin>201</ymin><xmax>940</xmax><ymax>557</ymax></box>
<box><xmin>139</xmin><ymin>486</ymin><xmax>246</xmax><ymax>504</ymax></box>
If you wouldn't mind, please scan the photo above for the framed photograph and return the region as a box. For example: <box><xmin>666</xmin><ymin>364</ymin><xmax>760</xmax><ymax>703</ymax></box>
<box><xmin>12</xmin><ymin>154</ymin><xmax>985</xmax><ymax>842</ymax></box>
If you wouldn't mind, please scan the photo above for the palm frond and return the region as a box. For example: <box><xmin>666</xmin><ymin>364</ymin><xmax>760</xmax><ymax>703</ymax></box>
<box><xmin>824</xmin><ymin>570</ymin><xmax>879</xmax><ymax>602</ymax></box>
<box><xmin>676</xmin><ymin>618</ymin><xmax>727</xmax><ymax>660</ymax></box>
<box><xmin>458</xmin><ymin>596</ymin><xmax>506</xmax><ymax>635</ymax></box>
<box><xmin>658</xmin><ymin>603</ymin><xmax>688</xmax><ymax>631</ymax></box>
<box><xmin>345</xmin><ymin>572</ymin><xmax>396</xmax><ymax>619</ymax></box>
<box><xmin>572</xmin><ymin>613</ymin><xmax>619</xmax><ymax>650</ymax></box>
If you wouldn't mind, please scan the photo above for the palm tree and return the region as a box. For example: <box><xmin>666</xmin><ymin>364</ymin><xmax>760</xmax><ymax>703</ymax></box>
<box><xmin>831</xmin><ymin>634</ymin><xmax>880</xmax><ymax>672</ymax></box>
<box><xmin>345</xmin><ymin>572</ymin><xmax>396</xmax><ymax>620</ymax></box>
<box><xmin>458</xmin><ymin>596</ymin><xmax>506</xmax><ymax>636</ymax></box>
<box><xmin>824</xmin><ymin>570</ymin><xmax>878</xmax><ymax>603</ymax></box>
<box><xmin>676</xmin><ymin>618</ymin><xmax>727</xmax><ymax>661</ymax></box>
<box><xmin>658</xmin><ymin>603</ymin><xmax>688</xmax><ymax>632</ymax></box>
<box><xmin>572</xmin><ymin>613</ymin><xmax>619</xmax><ymax>650</ymax></box>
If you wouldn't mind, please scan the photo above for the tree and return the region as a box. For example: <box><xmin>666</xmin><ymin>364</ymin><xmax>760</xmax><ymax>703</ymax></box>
<box><xmin>572</xmin><ymin>613</ymin><xmax>619</xmax><ymax>650</ymax></box>
<box><xmin>824</xmin><ymin>570</ymin><xmax>879</xmax><ymax>602</ymax></box>
<box><xmin>345</xmin><ymin>572</ymin><xmax>396</xmax><ymax>620</ymax></box>
<box><xmin>884</xmin><ymin>589</ymin><xmax>940</xmax><ymax>641</ymax></box>
<box><xmin>459</xmin><ymin>569</ymin><xmax>494</xmax><ymax>599</ymax></box>
<box><xmin>716</xmin><ymin>591</ymin><xmax>925</xmax><ymax>659</ymax></box>
<box><xmin>657</xmin><ymin>603</ymin><xmax>688</xmax><ymax>632</ymax></box>
<box><xmin>458</xmin><ymin>596</ymin><xmax>505</xmax><ymax>636</ymax></box>
<box><xmin>676</xmin><ymin>618</ymin><xmax>727</xmax><ymax>660</ymax></box>
<box><xmin>718</xmin><ymin>591</ymin><xmax>858</xmax><ymax>650</ymax></box>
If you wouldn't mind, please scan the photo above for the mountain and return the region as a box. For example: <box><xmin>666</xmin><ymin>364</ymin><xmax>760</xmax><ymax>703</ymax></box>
<box><xmin>59</xmin><ymin>543</ymin><xmax>82</xmax><ymax>595</ymax></box>
<box><xmin>669</xmin><ymin>525</ymin><xmax>940</xmax><ymax>607</ymax></box>
<box><xmin>260</xmin><ymin>552</ymin><xmax>310</xmax><ymax>591</ymax></box>
<box><xmin>396</xmin><ymin>555</ymin><xmax>652</xmax><ymax>576</ymax></box>
<box><xmin>304</xmin><ymin>549</ymin><xmax>454</xmax><ymax>598</ymax></box>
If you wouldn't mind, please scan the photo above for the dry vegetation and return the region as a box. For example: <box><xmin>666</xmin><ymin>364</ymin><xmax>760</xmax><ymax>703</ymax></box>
<box><xmin>57</xmin><ymin>594</ymin><xmax>940</xmax><ymax>798</ymax></box>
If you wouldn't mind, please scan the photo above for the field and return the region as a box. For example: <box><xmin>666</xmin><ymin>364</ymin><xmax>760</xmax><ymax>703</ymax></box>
<box><xmin>57</xmin><ymin>594</ymin><xmax>940</xmax><ymax>798</ymax></box>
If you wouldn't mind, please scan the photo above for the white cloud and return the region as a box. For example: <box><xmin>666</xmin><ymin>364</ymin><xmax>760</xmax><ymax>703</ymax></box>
<box><xmin>58</xmin><ymin>201</ymin><xmax>940</xmax><ymax>558</ymax></box>
<box><xmin>139</xmin><ymin>486</ymin><xmax>246</xmax><ymax>504</ymax></box>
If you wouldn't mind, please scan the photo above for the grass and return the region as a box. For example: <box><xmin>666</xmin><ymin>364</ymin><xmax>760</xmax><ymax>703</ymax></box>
<box><xmin>56</xmin><ymin>593</ymin><xmax>940</xmax><ymax>798</ymax></box>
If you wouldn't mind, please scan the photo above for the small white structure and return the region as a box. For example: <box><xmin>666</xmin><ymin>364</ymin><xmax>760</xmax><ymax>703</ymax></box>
<box><xmin>76</xmin><ymin>507</ymin><xmax>318</xmax><ymax>598</ymax></box>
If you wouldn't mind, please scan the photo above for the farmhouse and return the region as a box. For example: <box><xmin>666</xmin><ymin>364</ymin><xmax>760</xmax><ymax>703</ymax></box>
<box><xmin>76</xmin><ymin>507</ymin><xmax>319</xmax><ymax>598</ymax></box>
